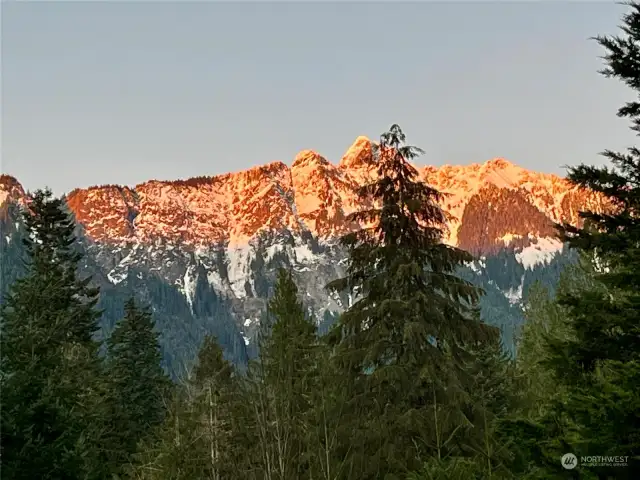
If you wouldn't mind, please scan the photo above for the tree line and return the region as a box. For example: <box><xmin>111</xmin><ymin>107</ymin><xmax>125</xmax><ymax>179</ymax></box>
<box><xmin>2</xmin><ymin>4</ymin><xmax>640</xmax><ymax>479</ymax></box>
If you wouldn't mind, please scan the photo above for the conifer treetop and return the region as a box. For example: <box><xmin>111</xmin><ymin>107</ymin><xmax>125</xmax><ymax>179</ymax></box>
<box><xmin>560</xmin><ymin>3</ymin><xmax>640</xmax><ymax>269</ymax></box>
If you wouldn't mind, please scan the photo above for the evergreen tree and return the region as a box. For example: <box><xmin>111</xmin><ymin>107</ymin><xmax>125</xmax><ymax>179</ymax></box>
<box><xmin>104</xmin><ymin>297</ymin><xmax>172</xmax><ymax>474</ymax></box>
<box><xmin>506</xmin><ymin>5</ymin><xmax>640</xmax><ymax>477</ymax></box>
<box><xmin>306</xmin><ymin>339</ymin><xmax>352</xmax><ymax>480</ymax></box>
<box><xmin>458</xmin><ymin>338</ymin><xmax>519</xmax><ymax>478</ymax></box>
<box><xmin>132</xmin><ymin>388</ymin><xmax>202</xmax><ymax>480</ymax></box>
<box><xmin>0</xmin><ymin>189</ymin><xmax>106</xmax><ymax>479</ymax></box>
<box><xmin>132</xmin><ymin>335</ymin><xmax>250</xmax><ymax>480</ymax></box>
<box><xmin>514</xmin><ymin>255</ymin><xmax>600</xmax><ymax>419</ymax></box>
<box><xmin>190</xmin><ymin>335</ymin><xmax>244</xmax><ymax>479</ymax></box>
<box><xmin>516</xmin><ymin>282</ymin><xmax>571</xmax><ymax>417</ymax></box>
<box><xmin>249</xmin><ymin>268</ymin><xmax>320</xmax><ymax>480</ymax></box>
<box><xmin>326</xmin><ymin>125</ymin><xmax>498</xmax><ymax>479</ymax></box>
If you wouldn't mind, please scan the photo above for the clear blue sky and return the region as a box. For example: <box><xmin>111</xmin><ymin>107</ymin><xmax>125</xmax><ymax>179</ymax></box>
<box><xmin>2</xmin><ymin>1</ymin><xmax>637</xmax><ymax>195</ymax></box>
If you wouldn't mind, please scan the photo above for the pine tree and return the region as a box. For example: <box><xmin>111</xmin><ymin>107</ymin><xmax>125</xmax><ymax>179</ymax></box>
<box><xmin>191</xmin><ymin>335</ymin><xmax>244</xmax><ymax>479</ymax></box>
<box><xmin>516</xmin><ymin>282</ymin><xmax>571</xmax><ymax>418</ymax></box>
<box><xmin>461</xmin><ymin>338</ymin><xmax>520</xmax><ymax>479</ymax></box>
<box><xmin>515</xmin><ymin>255</ymin><xmax>601</xmax><ymax>420</ymax></box>
<box><xmin>132</xmin><ymin>335</ymin><xmax>250</xmax><ymax>480</ymax></box>
<box><xmin>249</xmin><ymin>268</ymin><xmax>320</xmax><ymax>480</ymax></box>
<box><xmin>556</xmin><ymin>4</ymin><xmax>640</xmax><ymax>475</ymax></box>
<box><xmin>325</xmin><ymin>125</ymin><xmax>498</xmax><ymax>479</ymax></box>
<box><xmin>507</xmin><ymin>4</ymin><xmax>640</xmax><ymax>477</ymax></box>
<box><xmin>131</xmin><ymin>387</ymin><xmax>202</xmax><ymax>480</ymax></box>
<box><xmin>104</xmin><ymin>297</ymin><xmax>172</xmax><ymax>474</ymax></box>
<box><xmin>306</xmin><ymin>335</ymin><xmax>353</xmax><ymax>480</ymax></box>
<box><xmin>0</xmin><ymin>189</ymin><xmax>106</xmax><ymax>479</ymax></box>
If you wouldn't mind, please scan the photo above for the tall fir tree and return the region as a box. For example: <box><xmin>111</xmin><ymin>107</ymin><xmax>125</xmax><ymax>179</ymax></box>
<box><xmin>506</xmin><ymin>4</ymin><xmax>640</xmax><ymax>477</ymax></box>
<box><xmin>132</xmin><ymin>335</ymin><xmax>250</xmax><ymax>480</ymax></box>
<box><xmin>459</xmin><ymin>337</ymin><xmax>519</xmax><ymax>478</ymax></box>
<box><xmin>104</xmin><ymin>297</ymin><xmax>172</xmax><ymax>474</ymax></box>
<box><xmin>0</xmin><ymin>189</ymin><xmax>106</xmax><ymax>479</ymax></box>
<box><xmin>249</xmin><ymin>268</ymin><xmax>320</xmax><ymax>480</ymax></box>
<box><xmin>190</xmin><ymin>335</ymin><xmax>245</xmax><ymax>479</ymax></box>
<box><xmin>326</xmin><ymin>125</ymin><xmax>498</xmax><ymax>479</ymax></box>
<box><xmin>131</xmin><ymin>387</ymin><xmax>201</xmax><ymax>480</ymax></box>
<box><xmin>514</xmin><ymin>254</ymin><xmax>601</xmax><ymax>420</ymax></box>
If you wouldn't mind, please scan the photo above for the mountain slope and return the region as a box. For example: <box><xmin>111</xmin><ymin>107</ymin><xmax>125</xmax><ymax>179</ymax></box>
<box><xmin>0</xmin><ymin>139</ymin><xmax>607</xmax><ymax>376</ymax></box>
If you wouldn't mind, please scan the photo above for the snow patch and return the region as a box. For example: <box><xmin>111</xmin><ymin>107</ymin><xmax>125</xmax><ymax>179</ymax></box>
<box><xmin>504</xmin><ymin>276</ymin><xmax>524</xmax><ymax>305</ymax></box>
<box><xmin>206</xmin><ymin>269</ymin><xmax>224</xmax><ymax>291</ymax></box>
<box><xmin>226</xmin><ymin>244</ymin><xmax>253</xmax><ymax>298</ymax></box>
<box><xmin>107</xmin><ymin>269</ymin><xmax>128</xmax><ymax>285</ymax></box>
<box><xmin>293</xmin><ymin>243</ymin><xmax>314</xmax><ymax>263</ymax></box>
<box><xmin>182</xmin><ymin>264</ymin><xmax>198</xmax><ymax>311</ymax></box>
<box><xmin>265</xmin><ymin>244</ymin><xmax>282</xmax><ymax>262</ymax></box>
<box><xmin>106</xmin><ymin>248</ymin><xmax>136</xmax><ymax>285</ymax></box>
<box><xmin>593</xmin><ymin>252</ymin><xmax>611</xmax><ymax>274</ymax></box>
<box><xmin>466</xmin><ymin>260</ymin><xmax>481</xmax><ymax>273</ymax></box>
<box><xmin>515</xmin><ymin>237</ymin><xmax>563</xmax><ymax>269</ymax></box>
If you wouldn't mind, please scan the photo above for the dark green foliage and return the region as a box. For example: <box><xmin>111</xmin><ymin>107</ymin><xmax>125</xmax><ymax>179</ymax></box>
<box><xmin>483</xmin><ymin>249</ymin><xmax>524</xmax><ymax>292</ymax></box>
<box><xmin>0</xmin><ymin>189</ymin><xmax>105</xmax><ymax>479</ymax></box>
<box><xmin>132</xmin><ymin>388</ymin><xmax>204</xmax><ymax>479</ymax></box>
<box><xmin>458</xmin><ymin>338</ymin><xmax>520</xmax><ymax>477</ymax></box>
<box><xmin>520</xmin><ymin>245</ymin><xmax>578</xmax><ymax>303</ymax></box>
<box><xmin>146</xmin><ymin>268</ymin><xmax>248</xmax><ymax>377</ymax></box>
<box><xmin>502</xmin><ymin>5</ymin><xmax>640</xmax><ymax>478</ymax></box>
<box><xmin>95</xmin><ymin>266</ymin><xmax>248</xmax><ymax>380</ymax></box>
<box><xmin>0</xmin><ymin>203</ymin><xmax>27</xmax><ymax>300</ymax></box>
<box><xmin>104</xmin><ymin>297</ymin><xmax>172</xmax><ymax>473</ymax></box>
<box><xmin>130</xmin><ymin>335</ymin><xmax>248</xmax><ymax>479</ymax></box>
<box><xmin>248</xmin><ymin>267</ymin><xmax>321</xmax><ymax>479</ymax></box>
<box><xmin>326</xmin><ymin>125</ymin><xmax>499</xmax><ymax>479</ymax></box>
<box><xmin>406</xmin><ymin>457</ymin><xmax>491</xmax><ymax>480</ymax></box>
<box><xmin>327</xmin><ymin>124</ymin><xmax>496</xmax><ymax>367</ymax></box>
<box><xmin>456</xmin><ymin>262</ymin><xmax>523</xmax><ymax>355</ymax></box>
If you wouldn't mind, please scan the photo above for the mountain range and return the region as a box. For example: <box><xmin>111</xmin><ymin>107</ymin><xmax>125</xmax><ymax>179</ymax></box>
<box><xmin>0</xmin><ymin>136</ymin><xmax>607</xmax><ymax>377</ymax></box>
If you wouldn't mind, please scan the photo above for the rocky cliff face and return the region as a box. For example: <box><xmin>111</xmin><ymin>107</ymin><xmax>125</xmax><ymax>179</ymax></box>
<box><xmin>0</xmin><ymin>137</ymin><xmax>608</xmax><ymax>372</ymax></box>
<box><xmin>2</xmin><ymin>137</ymin><xmax>606</xmax><ymax>248</ymax></box>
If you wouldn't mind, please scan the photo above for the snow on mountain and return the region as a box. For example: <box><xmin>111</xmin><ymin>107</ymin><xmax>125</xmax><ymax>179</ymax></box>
<box><xmin>0</xmin><ymin>137</ymin><xmax>610</xmax><ymax>345</ymax></box>
<box><xmin>1</xmin><ymin>138</ymin><xmax>606</xmax><ymax>255</ymax></box>
<box><xmin>419</xmin><ymin>157</ymin><xmax>607</xmax><ymax>248</ymax></box>
<box><xmin>516</xmin><ymin>236</ymin><xmax>565</xmax><ymax>270</ymax></box>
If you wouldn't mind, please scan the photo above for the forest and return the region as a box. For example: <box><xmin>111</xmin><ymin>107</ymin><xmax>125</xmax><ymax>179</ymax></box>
<box><xmin>2</xmin><ymin>4</ymin><xmax>640</xmax><ymax>480</ymax></box>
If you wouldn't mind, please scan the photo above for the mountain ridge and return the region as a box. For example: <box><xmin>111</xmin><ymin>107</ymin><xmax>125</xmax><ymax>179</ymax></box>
<box><xmin>0</xmin><ymin>136</ymin><xmax>607</xmax><ymax>255</ymax></box>
<box><xmin>0</xmin><ymin>138</ymin><xmax>604</xmax><ymax>374</ymax></box>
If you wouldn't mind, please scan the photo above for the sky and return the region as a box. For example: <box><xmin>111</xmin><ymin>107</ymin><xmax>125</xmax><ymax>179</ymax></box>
<box><xmin>1</xmin><ymin>1</ymin><xmax>637</xmax><ymax>196</ymax></box>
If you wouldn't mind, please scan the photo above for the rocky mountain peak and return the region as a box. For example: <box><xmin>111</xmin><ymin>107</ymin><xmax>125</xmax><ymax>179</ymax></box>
<box><xmin>0</xmin><ymin>175</ymin><xmax>25</xmax><ymax>206</ymax></box>
<box><xmin>292</xmin><ymin>150</ymin><xmax>330</xmax><ymax>169</ymax></box>
<box><xmin>0</xmin><ymin>175</ymin><xmax>27</xmax><ymax>221</ymax></box>
<box><xmin>339</xmin><ymin>136</ymin><xmax>374</xmax><ymax>170</ymax></box>
<box><xmin>483</xmin><ymin>157</ymin><xmax>515</xmax><ymax>170</ymax></box>
<box><xmin>0</xmin><ymin>138</ymin><xmax>610</xmax><ymax>254</ymax></box>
